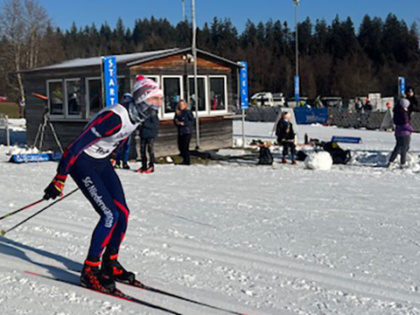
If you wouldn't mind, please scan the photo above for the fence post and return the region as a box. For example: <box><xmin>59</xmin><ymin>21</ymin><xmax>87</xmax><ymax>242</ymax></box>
<box><xmin>5</xmin><ymin>115</ymin><xmax>10</xmax><ymax>154</ymax></box>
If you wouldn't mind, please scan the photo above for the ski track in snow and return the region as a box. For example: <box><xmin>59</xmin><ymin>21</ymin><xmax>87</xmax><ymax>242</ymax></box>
<box><xmin>1</xmin><ymin>122</ymin><xmax>420</xmax><ymax>314</ymax></box>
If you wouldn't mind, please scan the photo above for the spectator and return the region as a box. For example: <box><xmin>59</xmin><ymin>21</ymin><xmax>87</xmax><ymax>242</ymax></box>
<box><xmin>174</xmin><ymin>99</ymin><xmax>194</xmax><ymax>165</ymax></box>
<box><xmin>115</xmin><ymin>93</ymin><xmax>134</xmax><ymax>169</ymax></box>
<box><xmin>388</xmin><ymin>98</ymin><xmax>414</xmax><ymax>167</ymax></box>
<box><xmin>364</xmin><ymin>99</ymin><xmax>373</xmax><ymax>112</ymax></box>
<box><xmin>138</xmin><ymin>107</ymin><xmax>159</xmax><ymax>173</ymax></box>
<box><xmin>115</xmin><ymin>139</ymin><xmax>130</xmax><ymax>169</ymax></box>
<box><xmin>407</xmin><ymin>86</ymin><xmax>420</xmax><ymax>117</ymax></box>
<box><xmin>276</xmin><ymin>112</ymin><xmax>297</xmax><ymax>165</ymax></box>
<box><xmin>355</xmin><ymin>97</ymin><xmax>363</xmax><ymax>113</ymax></box>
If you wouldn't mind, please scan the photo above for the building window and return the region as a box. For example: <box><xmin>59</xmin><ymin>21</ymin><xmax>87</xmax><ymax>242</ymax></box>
<box><xmin>162</xmin><ymin>76</ymin><xmax>182</xmax><ymax>114</ymax></box>
<box><xmin>117</xmin><ymin>77</ymin><xmax>127</xmax><ymax>103</ymax></box>
<box><xmin>147</xmin><ymin>76</ymin><xmax>159</xmax><ymax>84</ymax></box>
<box><xmin>47</xmin><ymin>80</ymin><xmax>64</xmax><ymax>116</ymax></box>
<box><xmin>65</xmin><ymin>79</ymin><xmax>82</xmax><ymax>117</ymax></box>
<box><xmin>188</xmin><ymin>76</ymin><xmax>207</xmax><ymax>112</ymax></box>
<box><xmin>209</xmin><ymin>76</ymin><xmax>227</xmax><ymax>111</ymax></box>
<box><xmin>86</xmin><ymin>78</ymin><xmax>102</xmax><ymax>117</ymax></box>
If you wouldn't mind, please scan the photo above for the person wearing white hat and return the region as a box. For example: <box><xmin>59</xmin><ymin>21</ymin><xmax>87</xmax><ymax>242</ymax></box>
<box><xmin>42</xmin><ymin>75</ymin><xmax>163</xmax><ymax>292</ymax></box>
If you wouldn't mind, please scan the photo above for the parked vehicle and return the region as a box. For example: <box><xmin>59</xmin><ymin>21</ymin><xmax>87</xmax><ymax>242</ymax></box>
<box><xmin>251</xmin><ymin>92</ymin><xmax>285</xmax><ymax>107</ymax></box>
<box><xmin>320</xmin><ymin>97</ymin><xmax>343</xmax><ymax>107</ymax></box>
<box><xmin>272</xmin><ymin>93</ymin><xmax>286</xmax><ymax>107</ymax></box>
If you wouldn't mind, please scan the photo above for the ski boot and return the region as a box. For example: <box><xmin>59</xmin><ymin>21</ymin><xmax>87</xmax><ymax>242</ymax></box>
<box><xmin>80</xmin><ymin>258</ymin><xmax>116</xmax><ymax>293</ymax></box>
<box><xmin>102</xmin><ymin>251</ymin><xmax>135</xmax><ymax>284</ymax></box>
<box><xmin>144</xmin><ymin>166</ymin><xmax>154</xmax><ymax>173</ymax></box>
<box><xmin>122</xmin><ymin>162</ymin><xmax>130</xmax><ymax>170</ymax></box>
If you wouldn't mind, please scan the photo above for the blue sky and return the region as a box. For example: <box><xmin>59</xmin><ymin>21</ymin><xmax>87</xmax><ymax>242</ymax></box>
<box><xmin>2</xmin><ymin>0</ymin><xmax>419</xmax><ymax>32</ymax></box>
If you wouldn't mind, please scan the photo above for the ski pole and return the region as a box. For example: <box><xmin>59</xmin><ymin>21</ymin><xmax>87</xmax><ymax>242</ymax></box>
<box><xmin>0</xmin><ymin>198</ymin><xmax>45</xmax><ymax>221</ymax></box>
<box><xmin>1</xmin><ymin>188</ymin><xmax>79</xmax><ymax>236</ymax></box>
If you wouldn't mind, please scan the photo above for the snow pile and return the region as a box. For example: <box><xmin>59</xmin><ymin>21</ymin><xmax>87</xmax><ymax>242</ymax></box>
<box><xmin>8</xmin><ymin>146</ymin><xmax>42</xmax><ymax>155</ymax></box>
<box><xmin>233</xmin><ymin>137</ymin><xmax>243</xmax><ymax>147</ymax></box>
<box><xmin>7</xmin><ymin>118</ymin><xmax>26</xmax><ymax>131</ymax></box>
<box><xmin>304</xmin><ymin>151</ymin><xmax>333</xmax><ymax>170</ymax></box>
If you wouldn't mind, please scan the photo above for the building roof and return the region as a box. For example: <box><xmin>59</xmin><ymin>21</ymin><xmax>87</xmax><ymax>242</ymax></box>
<box><xmin>22</xmin><ymin>48</ymin><xmax>242</xmax><ymax>73</ymax></box>
<box><xmin>126</xmin><ymin>47</ymin><xmax>243</xmax><ymax>68</ymax></box>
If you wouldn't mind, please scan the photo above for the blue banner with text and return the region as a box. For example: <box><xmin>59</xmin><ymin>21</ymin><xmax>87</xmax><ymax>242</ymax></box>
<box><xmin>294</xmin><ymin>107</ymin><xmax>329</xmax><ymax>125</ymax></box>
<box><xmin>103</xmin><ymin>56</ymin><xmax>118</xmax><ymax>106</ymax></box>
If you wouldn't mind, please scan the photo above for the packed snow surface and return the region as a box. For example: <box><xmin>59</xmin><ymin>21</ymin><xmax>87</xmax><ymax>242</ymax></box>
<box><xmin>1</xmin><ymin>121</ymin><xmax>420</xmax><ymax>314</ymax></box>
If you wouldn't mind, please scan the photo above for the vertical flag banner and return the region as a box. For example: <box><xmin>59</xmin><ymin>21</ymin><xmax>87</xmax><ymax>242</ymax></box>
<box><xmin>103</xmin><ymin>56</ymin><xmax>118</xmax><ymax>106</ymax></box>
<box><xmin>399</xmin><ymin>77</ymin><xmax>406</xmax><ymax>96</ymax></box>
<box><xmin>239</xmin><ymin>61</ymin><xmax>248</xmax><ymax>110</ymax></box>
<box><xmin>294</xmin><ymin>75</ymin><xmax>300</xmax><ymax>103</ymax></box>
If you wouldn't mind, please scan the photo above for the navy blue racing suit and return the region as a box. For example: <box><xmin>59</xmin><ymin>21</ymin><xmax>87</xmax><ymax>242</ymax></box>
<box><xmin>55</xmin><ymin>103</ymin><xmax>138</xmax><ymax>258</ymax></box>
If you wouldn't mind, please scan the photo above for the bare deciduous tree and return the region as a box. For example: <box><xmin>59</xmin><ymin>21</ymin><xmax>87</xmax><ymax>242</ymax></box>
<box><xmin>0</xmin><ymin>0</ymin><xmax>50</xmax><ymax>101</ymax></box>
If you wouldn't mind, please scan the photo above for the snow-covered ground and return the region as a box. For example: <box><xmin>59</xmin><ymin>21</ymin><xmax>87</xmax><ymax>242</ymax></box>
<box><xmin>1</xmin><ymin>120</ymin><xmax>420</xmax><ymax>314</ymax></box>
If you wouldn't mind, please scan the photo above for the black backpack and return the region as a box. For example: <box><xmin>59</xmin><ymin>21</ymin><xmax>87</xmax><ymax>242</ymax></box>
<box><xmin>258</xmin><ymin>147</ymin><xmax>273</xmax><ymax>165</ymax></box>
<box><xmin>323</xmin><ymin>141</ymin><xmax>351</xmax><ymax>164</ymax></box>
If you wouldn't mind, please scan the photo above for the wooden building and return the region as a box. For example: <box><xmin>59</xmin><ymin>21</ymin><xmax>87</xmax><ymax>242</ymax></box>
<box><xmin>22</xmin><ymin>48</ymin><xmax>242</xmax><ymax>157</ymax></box>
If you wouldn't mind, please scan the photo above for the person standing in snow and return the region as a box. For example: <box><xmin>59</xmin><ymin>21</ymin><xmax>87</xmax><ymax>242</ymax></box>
<box><xmin>42</xmin><ymin>76</ymin><xmax>163</xmax><ymax>293</ymax></box>
<box><xmin>114</xmin><ymin>93</ymin><xmax>133</xmax><ymax>170</ymax></box>
<box><xmin>138</xmin><ymin>106</ymin><xmax>159</xmax><ymax>173</ymax></box>
<box><xmin>388</xmin><ymin>98</ymin><xmax>414</xmax><ymax>167</ymax></box>
<box><xmin>276</xmin><ymin>111</ymin><xmax>297</xmax><ymax>164</ymax></box>
<box><xmin>174</xmin><ymin>99</ymin><xmax>194</xmax><ymax>165</ymax></box>
<box><xmin>407</xmin><ymin>86</ymin><xmax>420</xmax><ymax>117</ymax></box>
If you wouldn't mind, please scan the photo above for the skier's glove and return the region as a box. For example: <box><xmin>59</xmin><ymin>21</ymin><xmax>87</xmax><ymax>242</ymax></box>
<box><xmin>43</xmin><ymin>174</ymin><xmax>67</xmax><ymax>200</ymax></box>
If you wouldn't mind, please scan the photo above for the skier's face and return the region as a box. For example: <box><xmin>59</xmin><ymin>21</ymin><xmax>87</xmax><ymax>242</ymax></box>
<box><xmin>146</xmin><ymin>95</ymin><xmax>163</xmax><ymax>107</ymax></box>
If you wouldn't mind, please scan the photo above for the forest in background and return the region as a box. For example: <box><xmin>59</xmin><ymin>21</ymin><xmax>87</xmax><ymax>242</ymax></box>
<box><xmin>0</xmin><ymin>0</ymin><xmax>419</xmax><ymax>103</ymax></box>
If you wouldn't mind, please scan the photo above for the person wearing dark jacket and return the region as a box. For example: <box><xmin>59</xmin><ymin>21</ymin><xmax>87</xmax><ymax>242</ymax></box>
<box><xmin>115</xmin><ymin>93</ymin><xmax>134</xmax><ymax>170</ymax></box>
<box><xmin>138</xmin><ymin>108</ymin><xmax>159</xmax><ymax>173</ymax></box>
<box><xmin>388</xmin><ymin>98</ymin><xmax>414</xmax><ymax>167</ymax></box>
<box><xmin>174</xmin><ymin>100</ymin><xmax>194</xmax><ymax>165</ymax></box>
<box><xmin>276</xmin><ymin>112</ymin><xmax>297</xmax><ymax>164</ymax></box>
<box><xmin>42</xmin><ymin>75</ymin><xmax>163</xmax><ymax>293</ymax></box>
<box><xmin>407</xmin><ymin>86</ymin><xmax>420</xmax><ymax>117</ymax></box>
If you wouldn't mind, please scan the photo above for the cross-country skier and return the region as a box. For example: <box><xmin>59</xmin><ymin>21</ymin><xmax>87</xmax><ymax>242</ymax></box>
<box><xmin>42</xmin><ymin>75</ymin><xmax>163</xmax><ymax>293</ymax></box>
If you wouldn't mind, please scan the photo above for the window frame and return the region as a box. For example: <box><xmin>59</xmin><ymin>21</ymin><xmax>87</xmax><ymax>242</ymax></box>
<box><xmin>46</xmin><ymin>79</ymin><xmax>65</xmax><ymax>118</ymax></box>
<box><xmin>161</xmin><ymin>75</ymin><xmax>184</xmax><ymax>119</ymax></box>
<box><xmin>208</xmin><ymin>75</ymin><xmax>228</xmax><ymax>114</ymax></box>
<box><xmin>64</xmin><ymin>78</ymin><xmax>83</xmax><ymax>118</ymax></box>
<box><xmin>85</xmin><ymin>76</ymin><xmax>102</xmax><ymax>118</ymax></box>
<box><xmin>187</xmin><ymin>75</ymin><xmax>208</xmax><ymax>114</ymax></box>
